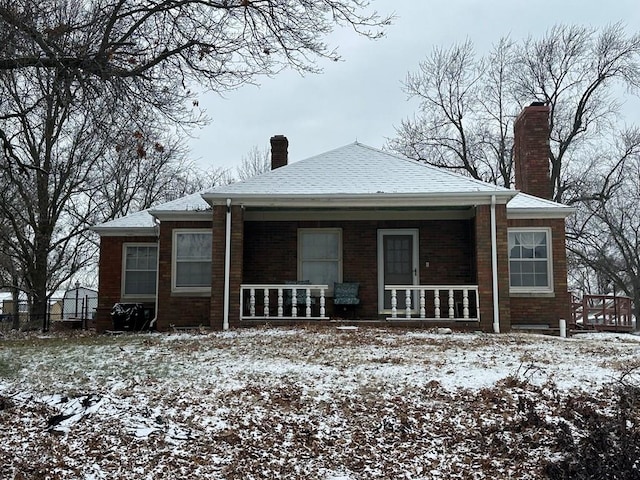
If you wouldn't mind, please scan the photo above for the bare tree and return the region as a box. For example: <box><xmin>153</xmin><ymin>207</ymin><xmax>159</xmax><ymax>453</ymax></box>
<box><xmin>237</xmin><ymin>145</ymin><xmax>270</xmax><ymax>181</ymax></box>
<box><xmin>567</xmin><ymin>128</ymin><xmax>640</xmax><ymax>321</ymax></box>
<box><xmin>512</xmin><ymin>24</ymin><xmax>640</xmax><ymax>203</ymax></box>
<box><xmin>389</xmin><ymin>39</ymin><xmax>517</xmax><ymax>187</ymax></box>
<box><xmin>390</xmin><ymin>24</ymin><xmax>640</xmax><ymax>202</ymax></box>
<box><xmin>91</xmin><ymin>124</ymin><xmax>195</xmax><ymax>222</ymax></box>
<box><xmin>0</xmin><ymin>1</ymin><xmax>388</xmax><ymax>95</ymax></box>
<box><xmin>0</xmin><ymin>0</ymin><xmax>390</xmax><ymax>330</ymax></box>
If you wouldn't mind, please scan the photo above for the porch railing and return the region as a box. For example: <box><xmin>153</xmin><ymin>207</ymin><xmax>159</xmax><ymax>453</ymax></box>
<box><xmin>385</xmin><ymin>285</ymin><xmax>480</xmax><ymax>321</ymax></box>
<box><xmin>240</xmin><ymin>284</ymin><xmax>328</xmax><ymax>320</ymax></box>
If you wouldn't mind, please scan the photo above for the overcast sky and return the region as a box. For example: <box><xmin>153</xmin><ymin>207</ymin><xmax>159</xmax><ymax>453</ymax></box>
<box><xmin>188</xmin><ymin>0</ymin><xmax>640</xmax><ymax>173</ymax></box>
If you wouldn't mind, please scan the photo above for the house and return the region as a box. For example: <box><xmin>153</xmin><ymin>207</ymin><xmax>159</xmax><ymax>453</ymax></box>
<box><xmin>93</xmin><ymin>103</ymin><xmax>574</xmax><ymax>333</ymax></box>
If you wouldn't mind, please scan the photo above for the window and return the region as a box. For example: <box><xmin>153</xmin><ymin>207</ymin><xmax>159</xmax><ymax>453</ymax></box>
<box><xmin>123</xmin><ymin>244</ymin><xmax>157</xmax><ymax>296</ymax></box>
<box><xmin>508</xmin><ymin>228</ymin><xmax>553</xmax><ymax>292</ymax></box>
<box><xmin>173</xmin><ymin>230</ymin><xmax>212</xmax><ymax>291</ymax></box>
<box><xmin>298</xmin><ymin>229</ymin><xmax>342</xmax><ymax>291</ymax></box>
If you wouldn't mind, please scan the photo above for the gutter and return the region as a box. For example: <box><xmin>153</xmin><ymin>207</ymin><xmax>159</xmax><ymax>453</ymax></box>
<box><xmin>490</xmin><ymin>195</ymin><xmax>500</xmax><ymax>333</ymax></box>
<box><xmin>223</xmin><ymin>199</ymin><xmax>232</xmax><ymax>330</ymax></box>
<box><xmin>201</xmin><ymin>191</ymin><xmax>517</xmax><ymax>209</ymax></box>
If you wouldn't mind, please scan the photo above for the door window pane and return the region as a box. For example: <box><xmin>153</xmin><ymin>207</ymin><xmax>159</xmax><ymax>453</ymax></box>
<box><xmin>382</xmin><ymin>234</ymin><xmax>415</xmax><ymax>309</ymax></box>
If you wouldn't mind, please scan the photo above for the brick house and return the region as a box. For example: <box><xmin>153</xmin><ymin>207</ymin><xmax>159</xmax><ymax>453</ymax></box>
<box><xmin>93</xmin><ymin>103</ymin><xmax>573</xmax><ymax>332</ymax></box>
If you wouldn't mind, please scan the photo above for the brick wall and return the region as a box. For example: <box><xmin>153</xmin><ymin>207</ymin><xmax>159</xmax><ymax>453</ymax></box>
<box><xmin>243</xmin><ymin>218</ymin><xmax>475</xmax><ymax>319</ymax></box>
<box><xmin>514</xmin><ymin>104</ymin><xmax>552</xmax><ymax>200</ymax></box>
<box><xmin>474</xmin><ymin>204</ymin><xmax>511</xmax><ymax>332</ymax></box>
<box><xmin>270</xmin><ymin>135</ymin><xmax>288</xmax><ymax>170</ymax></box>
<box><xmin>507</xmin><ymin>218</ymin><xmax>571</xmax><ymax>327</ymax></box>
<box><xmin>96</xmin><ymin>235</ymin><xmax>156</xmax><ymax>332</ymax></box>
<box><xmin>98</xmin><ymin>210</ymin><xmax>568</xmax><ymax>332</ymax></box>
<box><xmin>209</xmin><ymin>205</ymin><xmax>244</xmax><ymax>329</ymax></box>
<box><xmin>156</xmin><ymin>220</ymin><xmax>212</xmax><ymax>330</ymax></box>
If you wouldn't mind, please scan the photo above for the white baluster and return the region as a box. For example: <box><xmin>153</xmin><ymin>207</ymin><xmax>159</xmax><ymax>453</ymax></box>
<box><xmin>320</xmin><ymin>288</ymin><xmax>326</xmax><ymax>318</ymax></box>
<box><xmin>249</xmin><ymin>288</ymin><xmax>255</xmax><ymax>317</ymax></box>
<box><xmin>305</xmin><ymin>288</ymin><xmax>312</xmax><ymax>317</ymax></box>
<box><xmin>405</xmin><ymin>289</ymin><xmax>412</xmax><ymax>319</ymax></box>
<box><xmin>391</xmin><ymin>289</ymin><xmax>397</xmax><ymax>318</ymax></box>
<box><xmin>463</xmin><ymin>289</ymin><xmax>469</xmax><ymax>319</ymax></box>
<box><xmin>264</xmin><ymin>289</ymin><xmax>269</xmax><ymax>317</ymax></box>
<box><xmin>420</xmin><ymin>289</ymin><xmax>426</xmax><ymax>319</ymax></box>
<box><xmin>434</xmin><ymin>289</ymin><xmax>440</xmax><ymax>319</ymax></box>
<box><xmin>291</xmin><ymin>287</ymin><xmax>297</xmax><ymax>318</ymax></box>
<box><xmin>277</xmin><ymin>288</ymin><xmax>283</xmax><ymax>317</ymax></box>
<box><xmin>448</xmin><ymin>289</ymin><xmax>454</xmax><ymax>318</ymax></box>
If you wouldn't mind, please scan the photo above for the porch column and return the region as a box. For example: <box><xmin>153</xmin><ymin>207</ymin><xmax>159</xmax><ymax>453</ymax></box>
<box><xmin>475</xmin><ymin>203</ymin><xmax>511</xmax><ymax>332</ymax></box>
<box><xmin>228</xmin><ymin>205</ymin><xmax>244</xmax><ymax>328</ymax></box>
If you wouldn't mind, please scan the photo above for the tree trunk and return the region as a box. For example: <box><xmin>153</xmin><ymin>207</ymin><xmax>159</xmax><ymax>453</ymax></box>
<box><xmin>10</xmin><ymin>279</ymin><xmax>19</xmax><ymax>330</ymax></box>
<box><xmin>32</xmin><ymin>195</ymin><xmax>51</xmax><ymax>332</ymax></box>
<box><xmin>32</xmin><ymin>242</ymin><xmax>50</xmax><ymax>332</ymax></box>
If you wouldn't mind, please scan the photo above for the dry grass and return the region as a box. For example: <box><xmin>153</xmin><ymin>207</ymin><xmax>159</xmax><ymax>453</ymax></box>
<box><xmin>1</xmin><ymin>327</ymin><xmax>639</xmax><ymax>479</ymax></box>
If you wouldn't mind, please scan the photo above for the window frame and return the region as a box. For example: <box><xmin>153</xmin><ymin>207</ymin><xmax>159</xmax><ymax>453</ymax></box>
<box><xmin>121</xmin><ymin>243</ymin><xmax>158</xmax><ymax>299</ymax></box>
<box><xmin>297</xmin><ymin>228</ymin><xmax>343</xmax><ymax>294</ymax></box>
<box><xmin>171</xmin><ymin>229</ymin><xmax>213</xmax><ymax>293</ymax></box>
<box><xmin>507</xmin><ymin>227</ymin><xmax>554</xmax><ymax>294</ymax></box>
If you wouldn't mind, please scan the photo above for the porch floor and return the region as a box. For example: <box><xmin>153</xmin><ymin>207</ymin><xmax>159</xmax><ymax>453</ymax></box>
<box><xmin>239</xmin><ymin>318</ymin><xmax>482</xmax><ymax>330</ymax></box>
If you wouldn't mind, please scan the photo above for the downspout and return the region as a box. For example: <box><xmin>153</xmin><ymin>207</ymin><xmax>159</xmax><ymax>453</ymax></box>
<box><xmin>150</xmin><ymin>218</ymin><xmax>160</xmax><ymax>330</ymax></box>
<box><xmin>223</xmin><ymin>198</ymin><xmax>232</xmax><ymax>330</ymax></box>
<box><xmin>490</xmin><ymin>195</ymin><xmax>500</xmax><ymax>333</ymax></box>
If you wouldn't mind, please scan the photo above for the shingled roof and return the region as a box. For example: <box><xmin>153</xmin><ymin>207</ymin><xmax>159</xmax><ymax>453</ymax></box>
<box><xmin>93</xmin><ymin>142</ymin><xmax>572</xmax><ymax>233</ymax></box>
<box><xmin>203</xmin><ymin>142</ymin><xmax>515</xmax><ymax>206</ymax></box>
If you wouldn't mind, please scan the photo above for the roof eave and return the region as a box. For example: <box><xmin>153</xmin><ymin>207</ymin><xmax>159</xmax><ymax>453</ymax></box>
<box><xmin>91</xmin><ymin>226</ymin><xmax>157</xmax><ymax>237</ymax></box>
<box><xmin>149</xmin><ymin>210</ymin><xmax>212</xmax><ymax>221</ymax></box>
<box><xmin>507</xmin><ymin>208</ymin><xmax>576</xmax><ymax>219</ymax></box>
<box><xmin>202</xmin><ymin>191</ymin><xmax>517</xmax><ymax>208</ymax></box>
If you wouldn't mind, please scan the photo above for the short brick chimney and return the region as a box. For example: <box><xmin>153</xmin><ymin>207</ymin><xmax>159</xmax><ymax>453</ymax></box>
<box><xmin>270</xmin><ymin>135</ymin><xmax>288</xmax><ymax>170</ymax></box>
<box><xmin>513</xmin><ymin>103</ymin><xmax>552</xmax><ymax>200</ymax></box>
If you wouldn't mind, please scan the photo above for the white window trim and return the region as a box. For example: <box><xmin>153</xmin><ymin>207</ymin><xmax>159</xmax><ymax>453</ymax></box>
<box><xmin>297</xmin><ymin>228</ymin><xmax>343</xmax><ymax>294</ymax></box>
<box><xmin>172</xmin><ymin>229</ymin><xmax>212</xmax><ymax>293</ymax></box>
<box><xmin>508</xmin><ymin>227</ymin><xmax>554</xmax><ymax>294</ymax></box>
<box><xmin>121</xmin><ymin>242</ymin><xmax>158</xmax><ymax>300</ymax></box>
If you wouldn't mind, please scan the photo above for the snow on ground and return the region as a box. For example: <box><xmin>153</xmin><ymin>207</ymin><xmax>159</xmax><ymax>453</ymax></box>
<box><xmin>1</xmin><ymin>327</ymin><xmax>639</xmax><ymax>479</ymax></box>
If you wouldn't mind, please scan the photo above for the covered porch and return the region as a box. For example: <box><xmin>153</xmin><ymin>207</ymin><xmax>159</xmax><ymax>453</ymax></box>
<box><xmin>211</xmin><ymin>202</ymin><xmax>505</xmax><ymax>331</ymax></box>
<box><xmin>201</xmin><ymin>140</ymin><xmax>514</xmax><ymax>333</ymax></box>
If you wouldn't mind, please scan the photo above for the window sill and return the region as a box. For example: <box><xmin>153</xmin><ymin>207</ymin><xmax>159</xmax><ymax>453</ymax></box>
<box><xmin>171</xmin><ymin>290</ymin><xmax>211</xmax><ymax>297</ymax></box>
<box><xmin>121</xmin><ymin>295</ymin><xmax>156</xmax><ymax>302</ymax></box>
<box><xmin>510</xmin><ymin>291</ymin><xmax>555</xmax><ymax>298</ymax></box>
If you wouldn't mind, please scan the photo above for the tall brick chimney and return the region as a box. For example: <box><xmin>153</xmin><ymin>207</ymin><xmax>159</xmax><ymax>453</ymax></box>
<box><xmin>270</xmin><ymin>135</ymin><xmax>288</xmax><ymax>170</ymax></box>
<box><xmin>513</xmin><ymin>102</ymin><xmax>552</xmax><ymax>200</ymax></box>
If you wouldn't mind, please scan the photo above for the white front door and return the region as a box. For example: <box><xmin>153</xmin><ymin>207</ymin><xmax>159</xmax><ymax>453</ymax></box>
<box><xmin>377</xmin><ymin>229</ymin><xmax>419</xmax><ymax>313</ymax></box>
